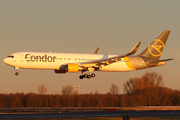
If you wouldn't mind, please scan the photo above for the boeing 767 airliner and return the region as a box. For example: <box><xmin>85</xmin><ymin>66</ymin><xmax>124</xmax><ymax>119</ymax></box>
<box><xmin>3</xmin><ymin>30</ymin><xmax>174</xmax><ymax>79</ymax></box>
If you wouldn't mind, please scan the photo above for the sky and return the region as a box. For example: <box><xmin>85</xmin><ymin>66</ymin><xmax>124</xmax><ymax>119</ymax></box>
<box><xmin>0</xmin><ymin>0</ymin><xmax>180</xmax><ymax>94</ymax></box>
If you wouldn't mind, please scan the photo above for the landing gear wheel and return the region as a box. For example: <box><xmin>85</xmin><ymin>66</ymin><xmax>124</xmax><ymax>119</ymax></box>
<box><xmin>91</xmin><ymin>73</ymin><xmax>96</xmax><ymax>78</ymax></box>
<box><xmin>79</xmin><ymin>75</ymin><xmax>84</xmax><ymax>79</ymax></box>
<box><xmin>84</xmin><ymin>74</ymin><xmax>88</xmax><ymax>78</ymax></box>
<box><xmin>87</xmin><ymin>75</ymin><xmax>91</xmax><ymax>79</ymax></box>
<box><xmin>15</xmin><ymin>72</ymin><xmax>19</xmax><ymax>76</ymax></box>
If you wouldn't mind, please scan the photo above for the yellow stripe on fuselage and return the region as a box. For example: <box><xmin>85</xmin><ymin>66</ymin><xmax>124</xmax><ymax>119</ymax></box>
<box><xmin>123</xmin><ymin>57</ymin><xmax>136</xmax><ymax>70</ymax></box>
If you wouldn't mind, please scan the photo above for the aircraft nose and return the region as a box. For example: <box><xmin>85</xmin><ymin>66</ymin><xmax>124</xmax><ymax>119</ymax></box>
<box><xmin>3</xmin><ymin>58</ymin><xmax>8</xmax><ymax>64</ymax></box>
<box><xmin>3</xmin><ymin>57</ymin><xmax>14</xmax><ymax>66</ymax></box>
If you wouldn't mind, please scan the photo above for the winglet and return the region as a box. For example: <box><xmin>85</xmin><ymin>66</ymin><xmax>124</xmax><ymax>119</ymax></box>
<box><xmin>93</xmin><ymin>47</ymin><xmax>100</xmax><ymax>54</ymax></box>
<box><xmin>126</xmin><ymin>42</ymin><xmax>141</xmax><ymax>55</ymax></box>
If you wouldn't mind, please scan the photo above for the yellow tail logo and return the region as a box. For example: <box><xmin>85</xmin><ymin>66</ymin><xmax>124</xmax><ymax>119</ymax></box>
<box><xmin>148</xmin><ymin>39</ymin><xmax>164</xmax><ymax>57</ymax></box>
<box><xmin>151</xmin><ymin>45</ymin><xmax>163</xmax><ymax>54</ymax></box>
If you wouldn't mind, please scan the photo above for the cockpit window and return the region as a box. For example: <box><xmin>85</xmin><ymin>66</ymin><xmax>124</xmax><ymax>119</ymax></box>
<box><xmin>7</xmin><ymin>55</ymin><xmax>14</xmax><ymax>58</ymax></box>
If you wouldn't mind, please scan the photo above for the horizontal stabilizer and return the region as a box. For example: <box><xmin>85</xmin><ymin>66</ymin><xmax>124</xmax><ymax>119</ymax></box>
<box><xmin>147</xmin><ymin>58</ymin><xmax>174</xmax><ymax>64</ymax></box>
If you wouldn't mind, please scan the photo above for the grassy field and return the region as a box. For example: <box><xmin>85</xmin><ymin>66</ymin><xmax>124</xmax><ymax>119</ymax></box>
<box><xmin>5</xmin><ymin>116</ymin><xmax>180</xmax><ymax>120</ymax></box>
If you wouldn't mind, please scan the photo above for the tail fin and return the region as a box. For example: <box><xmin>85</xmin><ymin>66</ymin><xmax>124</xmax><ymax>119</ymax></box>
<box><xmin>139</xmin><ymin>30</ymin><xmax>171</xmax><ymax>60</ymax></box>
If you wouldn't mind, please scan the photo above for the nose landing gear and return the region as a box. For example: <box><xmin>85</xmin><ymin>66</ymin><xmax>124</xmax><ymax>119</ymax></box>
<box><xmin>14</xmin><ymin>67</ymin><xmax>19</xmax><ymax>76</ymax></box>
<box><xmin>15</xmin><ymin>72</ymin><xmax>19</xmax><ymax>76</ymax></box>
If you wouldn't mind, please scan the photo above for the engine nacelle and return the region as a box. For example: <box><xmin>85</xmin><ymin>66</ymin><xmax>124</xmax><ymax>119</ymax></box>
<box><xmin>67</xmin><ymin>64</ymin><xmax>79</xmax><ymax>72</ymax></box>
<box><xmin>55</xmin><ymin>64</ymin><xmax>79</xmax><ymax>73</ymax></box>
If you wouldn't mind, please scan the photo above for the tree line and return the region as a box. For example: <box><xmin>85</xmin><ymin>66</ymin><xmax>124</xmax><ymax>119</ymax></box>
<box><xmin>0</xmin><ymin>93</ymin><xmax>122</xmax><ymax>107</ymax></box>
<box><xmin>0</xmin><ymin>72</ymin><xmax>180</xmax><ymax>108</ymax></box>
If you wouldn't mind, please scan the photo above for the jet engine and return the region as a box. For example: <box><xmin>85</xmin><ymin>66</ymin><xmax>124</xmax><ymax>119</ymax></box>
<box><xmin>55</xmin><ymin>64</ymin><xmax>79</xmax><ymax>73</ymax></box>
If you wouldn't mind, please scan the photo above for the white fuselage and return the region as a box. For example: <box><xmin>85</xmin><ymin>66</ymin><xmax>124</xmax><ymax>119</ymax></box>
<box><xmin>3</xmin><ymin>31</ymin><xmax>171</xmax><ymax>78</ymax></box>
<box><xmin>3</xmin><ymin>52</ymin><xmax>135</xmax><ymax>72</ymax></box>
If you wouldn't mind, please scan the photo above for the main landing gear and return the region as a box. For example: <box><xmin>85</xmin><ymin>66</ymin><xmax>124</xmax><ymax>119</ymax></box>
<box><xmin>14</xmin><ymin>67</ymin><xmax>19</xmax><ymax>76</ymax></box>
<box><xmin>79</xmin><ymin>67</ymin><xmax>99</xmax><ymax>79</ymax></box>
<box><xmin>79</xmin><ymin>73</ymin><xmax>96</xmax><ymax>79</ymax></box>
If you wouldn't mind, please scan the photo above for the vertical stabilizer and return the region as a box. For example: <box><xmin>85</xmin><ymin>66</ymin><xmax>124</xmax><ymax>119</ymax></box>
<box><xmin>139</xmin><ymin>30</ymin><xmax>171</xmax><ymax>60</ymax></box>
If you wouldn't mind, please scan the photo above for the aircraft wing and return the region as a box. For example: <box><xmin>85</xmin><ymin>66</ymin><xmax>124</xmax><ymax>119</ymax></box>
<box><xmin>79</xmin><ymin>42</ymin><xmax>141</xmax><ymax>68</ymax></box>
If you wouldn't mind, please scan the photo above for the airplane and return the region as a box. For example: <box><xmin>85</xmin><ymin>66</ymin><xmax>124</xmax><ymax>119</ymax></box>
<box><xmin>3</xmin><ymin>30</ymin><xmax>174</xmax><ymax>79</ymax></box>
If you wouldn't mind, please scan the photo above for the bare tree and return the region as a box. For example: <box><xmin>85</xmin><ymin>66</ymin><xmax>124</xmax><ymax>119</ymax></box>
<box><xmin>37</xmin><ymin>84</ymin><xmax>47</xmax><ymax>95</ymax></box>
<box><xmin>123</xmin><ymin>72</ymin><xmax>163</xmax><ymax>94</ymax></box>
<box><xmin>123</xmin><ymin>78</ymin><xmax>134</xmax><ymax>94</ymax></box>
<box><xmin>109</xmin><ymin>84</ymin><xmax>119</xmax><ymax>95</ymax></box>
<box><xmin>61</xmin><ymin>85</ymin><xmax>74</xmax><ymax>95</ymax></box>
<box><xmin>142</xmin><ymin>71</ymin><xmax>163</xmax><ymax>87</ymax></box>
